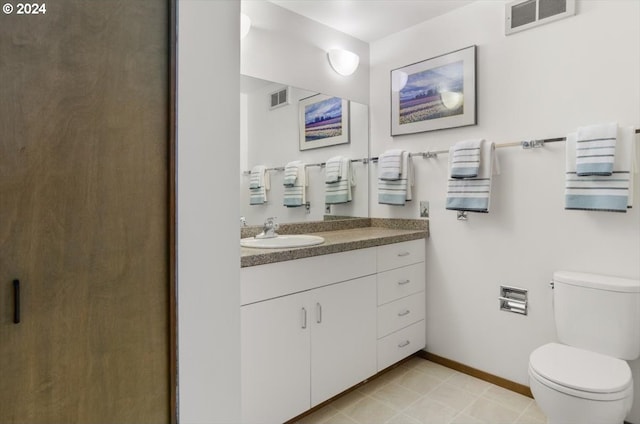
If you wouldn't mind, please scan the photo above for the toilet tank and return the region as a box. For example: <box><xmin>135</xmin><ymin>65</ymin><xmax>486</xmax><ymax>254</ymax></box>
<box><xmin>553</xmin><ymin>271</ymin><xmax>640</xmax><ymax>360</ymax></box>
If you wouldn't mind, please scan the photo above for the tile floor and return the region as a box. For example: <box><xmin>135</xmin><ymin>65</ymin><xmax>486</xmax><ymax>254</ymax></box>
<box><xmin>295</xmin><ymin>356</ymin><xmax>547</xmax><ymax>424</ymax></box>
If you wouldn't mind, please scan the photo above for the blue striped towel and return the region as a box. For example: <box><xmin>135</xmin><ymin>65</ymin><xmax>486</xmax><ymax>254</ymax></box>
<box><xmin>450</xmin><ymin>139</ymin><xmax>483</xmax><ymax>178</ymax></box>
<box><xmin>378</xmin><ymin>151</ymin><xmax>413</xmax><ymax>206</ymax></box>
<box><xmin>283</xmin><ymin>162</ymin><xmax>307</xmax><ymax>207</ymax></box>
<box><xmin>565</xmin><ymin>127</ymin><xmax>635</xmax><ymax>212</ymax></box>
<box><xmin>576</xmin><ymin>122</ymin><xmax>617</xmax><ymax>176</ymax></box>
<box><xmin>378</xmin><ymin>149</ymin><xmax>404</xmax><ymax>181</ymax></box>
<box><xmin>283</xmin><ymin>161</ymin><xmax>301</xmax><ymax>187</ymax></box>
<box><xmin>249</xmin><ymin>165</ymin><xmax>270</xmax><ymax>205</ymax></box>
<box><xmin>325</xmin><ymin>156</ymin><xmax>343</xmax><ymax>183</ymax></box>
<box><xmin>325</xmin><ymin>158</ymin><xmax>354</xmax><ymax>204</ymax></box>
<box><xmin>446</xmin><ymin>140</ymin><xmax>499</xmax><ymax>213</ymax></box>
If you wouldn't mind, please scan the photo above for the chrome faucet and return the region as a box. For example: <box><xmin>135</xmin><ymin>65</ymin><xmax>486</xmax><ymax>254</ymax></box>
<box><xmin>256</xmin><ymin>217</ymin><xmax>279</xmax><ymax>239</ymax></box>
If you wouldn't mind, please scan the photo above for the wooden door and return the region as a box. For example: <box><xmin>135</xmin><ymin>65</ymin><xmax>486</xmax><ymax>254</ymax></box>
<box><xmin>0</xmin><ymin>1</ymin><xmax>171</xmax><ymax>422</ymax></box>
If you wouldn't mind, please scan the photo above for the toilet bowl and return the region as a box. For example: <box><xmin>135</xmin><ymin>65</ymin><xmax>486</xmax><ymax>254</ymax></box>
<box><xmin>529</xmin><ymin>343</ymin><xmax>633</xmax><ymax>424</ymax></box>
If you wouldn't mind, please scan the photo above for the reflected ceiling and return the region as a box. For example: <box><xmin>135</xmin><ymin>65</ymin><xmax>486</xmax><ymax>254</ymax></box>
<box><xmin>269</xmin><ymin>0</ymin><xmax>475</xmax><ymax>42</ymax></box>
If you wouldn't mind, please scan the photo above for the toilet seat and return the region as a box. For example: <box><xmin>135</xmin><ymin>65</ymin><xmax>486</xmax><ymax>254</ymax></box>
<box><xmin>529</xmin><ymin>343</ymin><xmax>632</xmax><ymax>401</ymax></box>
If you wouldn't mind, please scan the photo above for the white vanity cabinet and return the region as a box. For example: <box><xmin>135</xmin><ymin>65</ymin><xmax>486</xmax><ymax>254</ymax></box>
<box><xmin>241</xmin><ymin>248</ymin><xmax>377</xmax><ymax>424</ymax></box>
<box><xmin>376</xmin><ymin>239</ymin><xmax>426</xmax><ymax>371</ymax></box>
<box><xmin>240</xmin><ymin>237</ymin><xmax>427</xmax><ymax>423</ymax></box>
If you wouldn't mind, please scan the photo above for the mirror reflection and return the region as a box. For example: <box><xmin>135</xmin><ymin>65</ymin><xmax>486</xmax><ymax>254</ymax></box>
<box><xmin>240</xmin><ymin>75</ymin><xmax>369</xmax><ymax>226</ymax></box>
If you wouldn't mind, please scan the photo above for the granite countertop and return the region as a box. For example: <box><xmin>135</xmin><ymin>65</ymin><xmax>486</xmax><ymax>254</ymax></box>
<box><xmin>241</xmin><ymin>218</ymin><xmax>428</xmax><ymax>267</ymax></box>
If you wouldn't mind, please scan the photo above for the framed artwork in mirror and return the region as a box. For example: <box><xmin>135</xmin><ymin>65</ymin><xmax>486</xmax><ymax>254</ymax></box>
<box><xmin>299</xmin><ymin>94</ymin><xmax>350</xmax><ymax>150</ymax></box>
<box><xmin>391</xmin><ymin>45</ymin><xmax>476</xmax><ymax>136</ymax></box>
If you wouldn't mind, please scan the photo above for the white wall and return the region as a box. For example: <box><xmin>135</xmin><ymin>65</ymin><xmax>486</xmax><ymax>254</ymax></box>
<box><xmin>177</xmin><ymin>0</ymin><xmax>240</xmax><ymax>422</ymax></box>
<box><xmin>240</xmin><ymin>83</ymin><xmax>369</xmax><ymax>224</ymax></box>
<box><xmin>369</xmin><ymin>1</ymin><xmax>640</xmax><ymax>422</ymax></box>
<box><xmin>241</xmin><ymin>0</ymin><xmax>369</xmax><ymax>104</ymax></box>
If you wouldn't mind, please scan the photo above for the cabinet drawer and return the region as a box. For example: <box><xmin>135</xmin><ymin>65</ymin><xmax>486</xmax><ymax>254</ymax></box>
<box><xmin>377</xmin><ymin>262</ymin><xmax>425</xmax><ymax>305</ymax></box>
<box><xmin>377</xmin><ymin>320</ymin><xmax>426</xmax><ymax>372</ymax></box>
<box><xmin>376</xmin><ymin>239</ymin><xmax>425</xmax><ymax>272</ymax></box>
<box><xmin>377</xmin><ymin>292</ymin><xmax>425</xmax><ymax>338</ymax></box>
<box><xmin>241</xmin><ymin>247</ymin><xmax>376</xmax><ymax>305</ymax></box>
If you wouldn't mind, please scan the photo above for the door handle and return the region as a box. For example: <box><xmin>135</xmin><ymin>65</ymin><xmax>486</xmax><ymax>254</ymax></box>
<box><xmin>13</xmin><ymin>279</ymin><xmax>20</xmax><ymax>324</ymax></box>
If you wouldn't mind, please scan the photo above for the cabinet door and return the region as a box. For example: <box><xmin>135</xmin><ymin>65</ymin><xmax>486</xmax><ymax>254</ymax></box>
<box><xmin>241</xmin><ymin>292</ymin><xmax>311</xmax><ymax>424</ymax></box>
<box><xmin>311</xmin><ymin>275</ymin><xmax>377</xmax><ymax>406</ymax></box>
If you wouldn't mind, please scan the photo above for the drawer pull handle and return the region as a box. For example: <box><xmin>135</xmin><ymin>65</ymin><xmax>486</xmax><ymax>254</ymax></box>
<box><xmin>397</xmin><ymin>251</ymin><xmax>410</xmax><ymax>257</ymax></box>
<box><xmin>301</xmin><ymin>307</ymin><xmax>307</xmax><ymax>329</ymax></box>
<box><xmin>316</xmin><ymin>302</ymin><xmax>322</xmax><ymax>324</ymax></box>
<box><xmin>398</xmin><ymin>309</ymin><xmax>410</xmax><ymax>317</ymax></box>
<box><xmin>398</xmin><ymin>340</ymin><xmax>410</xmax><ymax>348</ymax></box>
<box><xmin>397</xmin><ymin>279</ymin><xmax>411</xmax><ymax>285</ymax></box>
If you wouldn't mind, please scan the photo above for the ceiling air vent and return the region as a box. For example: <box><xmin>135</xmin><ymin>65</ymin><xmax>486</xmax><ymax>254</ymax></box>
<box><xmin>269</xmin><ymin>87</ymin><xmax>290</xmax><ymax>110</ymax></box>
<box><xmin>505</xmin><ymin>0</ymin><xmax>575</xmax><ymax>35</ymax></box>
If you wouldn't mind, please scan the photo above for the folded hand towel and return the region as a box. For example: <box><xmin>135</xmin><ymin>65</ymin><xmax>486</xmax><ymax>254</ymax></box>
<box><xmin>249</xmin><ymin>165</ymin><xmax>270</xmax><ymax>205</ymax></box>
<box><xmin>450</xmin><ymin>139</ymin><xmax>483</xmax><ymax>179</ymax></box>
<box><xmin>576</xmin><ymin>122</ymin><xmax>617</xmax><ymax>176</ymax></box>
<box><xmin>378</xmin><ymin>149</ymin><xmax>404</xmax><ymax>181</ymax></box>
<box><xmin>446</xmin><ymin>140</ymin><xmax>499</xmax><ymax>213</ymax></box>
<box><xmin>325</xmin><ymin>158</ymin><xmax>355</xmax><ymax>204</ymax></box>
<box><xmin>565</xmin><ymin>126</ymin><xmax>635</xmax><ymax>212</ymax></box>
<box><xmin>249</xmin><ymin>165</ymin><xmax>266</xmax><ymax>189</ymax></box>
<box><xmin>325</xmin><ymin>156</ymin><xmax>343</xmax><ymax>183</ymax></box>
<box><xmin>283</xmin><ymin>162</ymin><xmax>307</xmax><ymax>207</ymax></box>
<box><xmin>378</xmin><ymin>151</ymin><xmax>413</xmax><ymax>206</ymax></box>
<box><xmin>283</xmin><ymin>161</ymin><xmax>301</xmax><ymax>187</ymax></box>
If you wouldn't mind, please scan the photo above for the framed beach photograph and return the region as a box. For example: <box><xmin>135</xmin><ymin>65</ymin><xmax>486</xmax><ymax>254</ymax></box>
<box><xmin>391</xmin><ymin>45</ymin><xmax>476</xmax><ymax>136</ymax></box>
<box><xmin>299</xmin><ymin>94</ymin><xmax>350</xmax><ymax>151</ymax></box>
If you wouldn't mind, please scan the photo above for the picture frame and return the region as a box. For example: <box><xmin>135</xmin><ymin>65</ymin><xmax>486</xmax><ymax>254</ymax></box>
<box><xmin>391</xmin><ymin>45</ymin><xmax>476</xmax><ymax>136</ymax></box>
<box><xmin>299</xmin><ymin>94</ymin><xmax>350</xmax><ymax>151</ymax></box>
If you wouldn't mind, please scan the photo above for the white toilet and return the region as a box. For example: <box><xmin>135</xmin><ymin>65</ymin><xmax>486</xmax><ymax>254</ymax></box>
<box><xmin>529</xmin><ymin>271</ymin><xmax>640</xmax><ymax>424</ymax></box>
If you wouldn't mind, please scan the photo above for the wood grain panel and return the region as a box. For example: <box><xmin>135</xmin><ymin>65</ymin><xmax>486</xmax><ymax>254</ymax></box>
<box><xmin>0</xmin><ymin>1</ymin><xmax>170</xmax><ymax>422</ymax></box>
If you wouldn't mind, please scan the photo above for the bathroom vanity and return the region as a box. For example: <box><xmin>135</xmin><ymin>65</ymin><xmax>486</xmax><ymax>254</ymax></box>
<box><xmin>240</xmin><ymin>219</ymin><xmax>427</xmax><ymax>423</ymax></box>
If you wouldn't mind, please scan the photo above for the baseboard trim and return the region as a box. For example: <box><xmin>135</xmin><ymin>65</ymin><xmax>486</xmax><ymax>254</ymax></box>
<box><xmin>419</xmin><ymin>350</ymin><xmax>533</xmax><ymax>398</ymax></box>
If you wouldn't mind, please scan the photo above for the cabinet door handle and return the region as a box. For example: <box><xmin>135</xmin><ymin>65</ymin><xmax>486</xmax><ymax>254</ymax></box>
<box><xmin>13</xmin><ymin>279</ymin><xmax>20</xmax><ymax>324</ymax></box>
<box><xmin>398</xmin><ymin>340</ymin><xmax>410</xmax><ymax>348</ymax></box>
<box><xmin>397</xmin><ymin>251</ymin><xmax>410</xmax><ymax>257</ymax></box>
<box><xmin>316</xmin><ymin>302</ymin><xmax>322</xmax><ymax>324</ymax></box>
<box><xmin>397</xmin><ymin>309</ymin><xmax>410</xmax><ymax>317</ymax></box>
<box><xmin>397</xmin><ymin>279</ymin><xmax>410</xmax><ymax>285</ymax></box>
<box><xmin>301</xmin><ymin>307</ymin><xmax>307</xmax><ymax>329</ymax></box>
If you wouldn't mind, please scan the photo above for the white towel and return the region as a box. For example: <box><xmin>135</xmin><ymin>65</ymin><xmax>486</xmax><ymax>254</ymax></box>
<box><xmin>446</xmin><ymin>140</ymin><xmax>499</xmax><ymax>213</ymax></box>
<box><xmin>249</xmin><ymin>165</ymin><xmax>270</xmax><ymax>205</ymax></box>
<box><xmin>450</xmin><ymin>139</ymin><xmax>483</xmax><ymax>179</ymax></box>
<box><xmin>565</xmin><ymin>126</ymin><xmax>635</xmax><ymax>212</ymax></box>
<box><xmin>283</xmin><ymin>161</ymin><xmax>301</xmax><ymax>187</ymax></box>
<box><xmin>378</xmin><ymin>151</ymin><xmax>413</xmax><ymax>206</ymax></box>
<box><xmin>283</xmin><ymin>162</ymin><xmax>307</xmax><ymax>207</ymax></box>
<box><xmin>378</xmin><ymin>149</ymin><xmax>404</xmax><ymax>181</ymax></box>
<box><xmin>325</xmin><ymin>158</ymin><xmax>355</xmax><ymax>204</ymax></box>
<box><xmin>576</xmin><ymin>122</ymin><xmax>617</xmax><ymax>176</ymax></box>
<box><xmin>324</xmin><ymin>156</ymin><xmax>343</xmax><ymax>183</ymax></box>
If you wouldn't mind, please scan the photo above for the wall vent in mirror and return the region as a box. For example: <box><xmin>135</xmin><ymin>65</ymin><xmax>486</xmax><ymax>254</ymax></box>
<box><xmin>505</xmin><ymin>0</ymin><xmax>575</xmax><ymax>35</ymax></box>
<box><xmin>269</xmin><ymin>87</ymin><xmax>290</xmax><ymax>110</ymax></box>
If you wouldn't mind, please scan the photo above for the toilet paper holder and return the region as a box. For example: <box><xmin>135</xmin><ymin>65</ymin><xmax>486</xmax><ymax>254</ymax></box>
<box><xmin>499</xmin><ymin>285</ymin><xmax>528</xmax><ymax>315</ymax></box>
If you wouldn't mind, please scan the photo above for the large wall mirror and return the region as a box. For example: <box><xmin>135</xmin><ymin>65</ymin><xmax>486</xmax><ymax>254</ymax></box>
<box><xmin>240</xmin><ymin>75</ymin><xmax>369</xmax><ymax>226</ymax></box>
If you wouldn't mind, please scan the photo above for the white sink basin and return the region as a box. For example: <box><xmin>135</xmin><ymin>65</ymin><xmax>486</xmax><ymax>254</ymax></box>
<box><xmin>240</xmin><ymin>234</ymin><xmax>325</xmax><ymax>249</ymax></box>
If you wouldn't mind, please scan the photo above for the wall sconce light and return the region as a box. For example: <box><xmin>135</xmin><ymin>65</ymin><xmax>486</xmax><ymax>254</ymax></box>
<box><xmin>241</xmin><ymin>13</ymin><xmax>251</xmax><ymax>39</ymax></box>
<box><xmin>327</xmin><ymin>48</ymin><xmax>360</xmax><ymax>76</ymax></box>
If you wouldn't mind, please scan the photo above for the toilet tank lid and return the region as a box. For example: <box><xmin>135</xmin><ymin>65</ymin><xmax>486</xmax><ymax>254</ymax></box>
<box><xmin>553</xmin><ymin>271</ymin><xmax>640</xmax><ymax>293</ymax></box>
